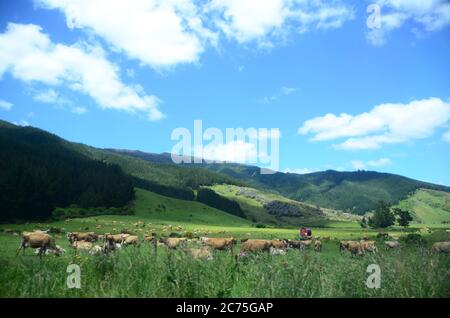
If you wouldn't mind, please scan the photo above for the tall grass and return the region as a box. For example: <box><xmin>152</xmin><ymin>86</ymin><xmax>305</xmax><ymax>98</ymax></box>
<box><xmin>1</xmin><ymin>243</ymin><xmax>448</xmax><ymax>298</ymax></box>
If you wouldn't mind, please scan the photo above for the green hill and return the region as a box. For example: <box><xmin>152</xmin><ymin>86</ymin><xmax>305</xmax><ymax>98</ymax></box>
<box><xmin>108</xmin><ymin>149</ymin><xmax>450</xmax><ymax>214</ymax></box>
<box><xmin>395</xmin><ymin>188</ymin><xmax>450</xmax><ymax>225</ymax></box>
<box><xmin>209</xmin><ymin>184</ymin><xmax>358</xmax><ymax>227</ymax></box>
<box><xmin>200</xmin><ymin>164</ymin><xmax>450</xmax><ymax>214</ymax></box>
<box><xmin>0</xmin><ymin>120</ymin><xmax>134</xmax><ymax>222</ymax></box>
<box><xmin>133</xmin><ymin>188</ymin><xmax>250</xmax><ymax>227</ymax></box>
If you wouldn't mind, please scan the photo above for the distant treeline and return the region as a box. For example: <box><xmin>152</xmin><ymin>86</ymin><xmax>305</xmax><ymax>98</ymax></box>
<box><xmin>0</xmin><ymin>122</ymin><xmax>135</xmax><ymax>222</ymax></box>
<box><xmin>131</xmin><ymin>176</ymin><xmax>195</xmax><ymax>201</ymax></box>
<box><xmin>197</xmin><ymin>188</ymin><xmax>246</xmax><ymax>219</ymax></box>
<box><xmin>52</xmin><ymin>205</ymin><xmax>133</xmax><ymax>220</ymax></box>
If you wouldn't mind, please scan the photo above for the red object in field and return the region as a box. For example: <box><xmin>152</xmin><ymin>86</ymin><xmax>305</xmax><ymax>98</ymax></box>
<box><xmin>300</xmin><ymin>227</ymin><xmax>312</xmax><ymax>238</ymax></box>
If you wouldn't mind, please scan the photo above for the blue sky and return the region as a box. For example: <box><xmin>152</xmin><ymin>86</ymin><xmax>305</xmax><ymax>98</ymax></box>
<box><xmin>0</xmin><ymin>0</ymin><xmax>449</xmax><ymax>185</ymax></box>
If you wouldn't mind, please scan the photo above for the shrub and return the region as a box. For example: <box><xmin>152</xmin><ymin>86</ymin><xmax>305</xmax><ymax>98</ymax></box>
<box><xmin>400</xmin><ymin>233</ymin><xmax>425</xmax><ymax>245</ymax></box>
<box><xmin>197</xmin><ymin>188</ymin><xmax>245</xmax><ymax>218</ymax></box>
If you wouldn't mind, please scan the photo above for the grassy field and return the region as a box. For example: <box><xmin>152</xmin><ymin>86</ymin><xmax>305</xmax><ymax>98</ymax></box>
<box><xmin>395</xmin><ymin>188</ymin><xmax>450</xmax><ymax>225</ymax></box>
<box><xmin>0</xmin><ymin>228</ymin><xmax>449</xmax><ymax>297</ymax></box>
<box><xmin>0</xmin><ymin>188</ymin><xmax>449</xmax><ymax>298</ymax></box>
<box><xmin>210</xmin><ymin>184</ymin><xmax>360</xmax><ymax>227</ymax></box>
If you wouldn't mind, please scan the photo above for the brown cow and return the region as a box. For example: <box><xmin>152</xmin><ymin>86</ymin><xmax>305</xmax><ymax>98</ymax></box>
<box><xmin>71</xmin><ymin>240</ymin><xmax>93</xmax><ymax>251</ymax></box>
<box><xmin>160</xmin><ymin>237</ymin><xmax>187</xmax><ymax>249</ymax></box>
<box><xmin>17</xmin><ymin>231</ymin><xmax>59</xmax><ymax>257</ymax></box>
<box><xmin>202</xmin><ymin>237</ymin><xmax>235</xmax><ymax>250</ymax></box>
<box><xmin>270</xmin><ymin>239</ymin><xmax>287</xmax><ymax>249</ymax></box>
<box><xmin>341</xmin><ymin>241</ymin><xmax>363</xmax><ymax>255</ymax></box>
<box><xmin>385</xmin><ymin>241</ymin><xmax>400</xmax><ymax>249</ymax></box>
<box><xmin>240</xmin><ymin>239</ymin><xmax>273</xmax><ymax>253</ymax></box>
<box><xmin>431</xmin><ymin>241</ymin><xmax>450</xmax><ymax>253</ymax></box>
<box><xmin>104</xmin><ymin>233</ymin><xmax>130</xmax><ymax>244</ymax></box>
<box><xmin>314</xmin><ymin>240</ymin><xmax>322</xmax><ymax>252</ymax></box>
<box><xmin>67</xmin><ymin>232</ymin><xmax>98</xmax><ymax>243</ymax></box>
<box><xmin>360</xmin><ymin>240</ymin><xmax>377</xmax><ymax>254</ymax></box>
<box><xmin>123</xmin><ymin>235</ymin><xmax>139</xmax><ymax>246</ymax></box>
<box><xmin>189</xmin><ymin>246</ymin><xmax>213</xmax><ymax>260</ymax></box>
<box><xmin>144</xmin><ymin>234</ymin><xmax>155</xmax><ymax>242</ymax></box>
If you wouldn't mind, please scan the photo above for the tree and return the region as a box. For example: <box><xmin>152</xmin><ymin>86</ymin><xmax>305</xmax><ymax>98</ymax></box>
<box><xmin>368</xmin><ymin>201</ymin><xmax>395</xmax><ymax>228</ymax></box>
<box><xmin>359</xmin><ymin>216</ymin><xmax>368</xmax><ymax>228</ymax></box>
<box><xmin>394</xmin><ymin>208</ymin><xmax>413</xmax><ymax>228</ymax></box>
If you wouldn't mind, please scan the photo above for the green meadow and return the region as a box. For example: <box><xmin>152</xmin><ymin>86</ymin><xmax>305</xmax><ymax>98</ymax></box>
<box><xmin>0</xmin><ymin>188</ymin><xmax>449</xmax><ymax>298</ymax></box>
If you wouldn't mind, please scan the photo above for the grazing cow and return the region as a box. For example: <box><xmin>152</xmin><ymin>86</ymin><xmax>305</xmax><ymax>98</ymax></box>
<box><xmin>240</xmin><ymin>239</ymin><xmax>272</xmax><ymax>253</ymax></box>
<box><xmin>67</xmin><ymin>232</ymin><xmax>98</xmax><ymax>243</ymax></box>
<box><xmin>189</xmin><ymin>247</ymin><xmax>213</xmax><ymax>260</ymax></box>
<box><xmin>102</xmin><ymin>235</ymin><xmax>122</xmax><ymax>254</ymax></box>
<box><xmin>201</xmin><ymin>237</ymin><xmax>235</xmax><ymax>251</ymax></box>
<box><xmin>287</xmin><ymin>240</ymin><xmax>303</xmax><ymax>249</ymax></box>
<box><xmin>340</xmin><ymin>240</ymin><xmax>350</xmax><ymax>252</ymax></box>
<box><xmin>104</xmin><ymin>233</ymin><xmax>130</xmax><ymax>244</ymax></box>
<box><xmin>385</xmin><ymin>241</ymin><xmax>400</xmax><ymax>249</ymax></box>
<box><xmin>35</xmin><ymin>245</ymin><xmax>65</xmax><ymax>256</ymax></box>
<box><xmin>160</xmin><ymin>237</ymin><xmax>187</xmax><ymax>249</ymax></box>
<box><xmin>299</xmin><ymin>240</ymin><xmax>313</xmax><ymax>250</ymax></box>
<box><xmin>314</xmin><ymin>240</ymin><xmax>322</xmax><ymax>252</ymax></box>
<box><xmin>431</xmin><ymin>241</ymin><xmax>450</xmax><ymax>253</ymax></box>
<box><xmin>89</xmin><ymin>245</ymin><xmax>103</xmax><ymax>255</ymax></box>
<box><xmin>123</xmin><ymin>235</ymin><xmax>139</xmax><ymax>246</ymax></box>
<box><xmin>287</xmin><ymin>239</ymin><xmax>312</xmax><ymax>250</ymax></box>
<box><xmin>270</xmin><ymin>239</ymin><xmax>287</xmax><ymax>249</ymax></box>
<box><xmin>71</xmin><ymin>240</ymin><xmax>93</xmax><ymax>251</ymax></box>
<box><xmin>360</xmin><ymin>240</ymin><xmax>377</xmax><ymax>254</ymax></box>
<box><xmin>17</xmin><ymin>232</ymin><xmax>59</xmax><ymax>257</ymax></box>
<box><xmin>269</xmin><ymin>247</ymin><xmax>286</xmax><ymax>255</ymax></box>
<box><xmin>341</xmin><ymin>241</ymin><xmax>363</xmax><ymax>255</ymax></box>
<box><xmin>144</xmin><ymin>234</ymin><xmax>155</xmax><ymax>243</ymax></box>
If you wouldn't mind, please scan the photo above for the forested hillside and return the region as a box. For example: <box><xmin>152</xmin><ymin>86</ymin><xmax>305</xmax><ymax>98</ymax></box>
<box><xmin>0</xmin><ymin>121</ymin><xmax>134</xmax><ymax>222</ymax></box>
<box><xmin>110</xmin><ymin>150</ymin><xmax>450</xmax><ymax>214</ymax></box>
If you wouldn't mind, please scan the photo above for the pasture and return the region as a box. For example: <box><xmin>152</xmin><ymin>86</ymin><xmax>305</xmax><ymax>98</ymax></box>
<box><xmin>0</xmin><ymin>213</ymin><xmax>449</xmax><ymax>298</ymax></box>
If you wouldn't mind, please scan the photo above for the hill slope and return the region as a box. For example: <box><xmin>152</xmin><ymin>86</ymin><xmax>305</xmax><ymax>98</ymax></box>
<box><xmin>395</xmin><ymin>188</ymin><xmax>450</xmax><ymax>225</ymax></box>
<box><xmin>133</xmin><ymin>188</ymin><xmax>250</xmax><ymax>227</ymax></box>
<box><xmin>0</xmin><ymin>120</ymin><xmax>134</xmax><ymax>222</ymax></box>
<box><xmin>108</xmin><ymin>150</ymin><xmax>450</xmax><ymax>214</ymax></box>
<box><xmin>209</xmin><ymin>184</ymin><xmax>358</xmax><ymax>227</ymax></box>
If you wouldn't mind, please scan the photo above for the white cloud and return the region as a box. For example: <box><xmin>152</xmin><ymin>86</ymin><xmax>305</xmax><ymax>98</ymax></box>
<box><xmin>208</xmin><ymin>0</ymin><xmax>289</xmax><ymax>43</ymax></box>
<box><xmin>351</xmin><ymin>157</ymin><xmax>392</xmax><ymax>170</ymax></box>
<box><xmin>282</xmin><ymin>167</ymin><xmax>317</xmax><ymax>174</ymax></box>
<box><xmin>367</xmin><ymin>0</ymin><xmax>450</xmax><ymax>45</ymax></box>
<box><xmin>0</xmin><ymin>23</ymin><xmax>163</xmax><ymax>120</ymax></box>
<box><xmin>0</xmin><ymin>99</ymin><xmax>13</xmax><ymax>110</ymax></box>
<box><xmin>260</xmin><ymin>85</ymin><xmax>298</xmax><ymax>103</ymax></box>
<box><xmin>35</xmin><ymin>0</ymin><xmax>217</xmax><ymax>69</ymax></box>
<box><xmin>36</xmin><ymin>0</ymin><xmax>353</xmax><ymax>65</ymax></box>
<box><xmin>351</xmin><ymin>160</ymin><xmax>367</xmax><ymax>170</ymax></box>
<box><xmin>238</xmin><ymin>65</ymin><xmax>244</xmax><ymax>72</ymax></box>
<box><xmin>367</xmin><ymin>157</ymin><xmax>392</xmax><ymax>167</ymax></box>
<box><xmin>203</xmin><ymin>140</ymin><xmax>258</xmax><ymax>163</ymax></box>
<box><xmin>443</xmin><ymin>129</ymin><xmax>450</xmax><ymax>142</ymax></box>
<box><xmin>281</xmin><ymin>86</ymin><xmax>298</xmax><ymax>95</ymax></box>
<box><xmin>72</xmin><ymin>106</ymin><xmax>87</xmax><ymax>114</ymax></box>
<box><xmin>208</xmin><ymin>0</ymin><xmax>353</xmax><ymax>44</ymax></box>
<box><xmin>13</xmin><ymin>120</ymin><xmax>30</xmax><ymax>126</ymax></box>
<box><xmin>33</xmin><ymin>89</ymin><xmax>70</xmax><ymax>105</ymax></box>
<box><xmin>259</xmin><ymin>95</ymin><xmax>278</xmax><ymax>104</ymax></box>
<box><xmin>126</xmin><ymin>69</ymin><xmax>136</xmax><ymax>78</ymax></box>
<box><xmin>299</xmin><ymin>97</ymin><xmax>450</xmax><ymax>150</ymax></box>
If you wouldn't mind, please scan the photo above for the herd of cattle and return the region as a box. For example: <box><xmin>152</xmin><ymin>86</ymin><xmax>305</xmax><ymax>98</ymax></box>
<box><xmin>15</xmin><ymin>230</ymin><xmax>450</xmax><ymax>259</ymax></box>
